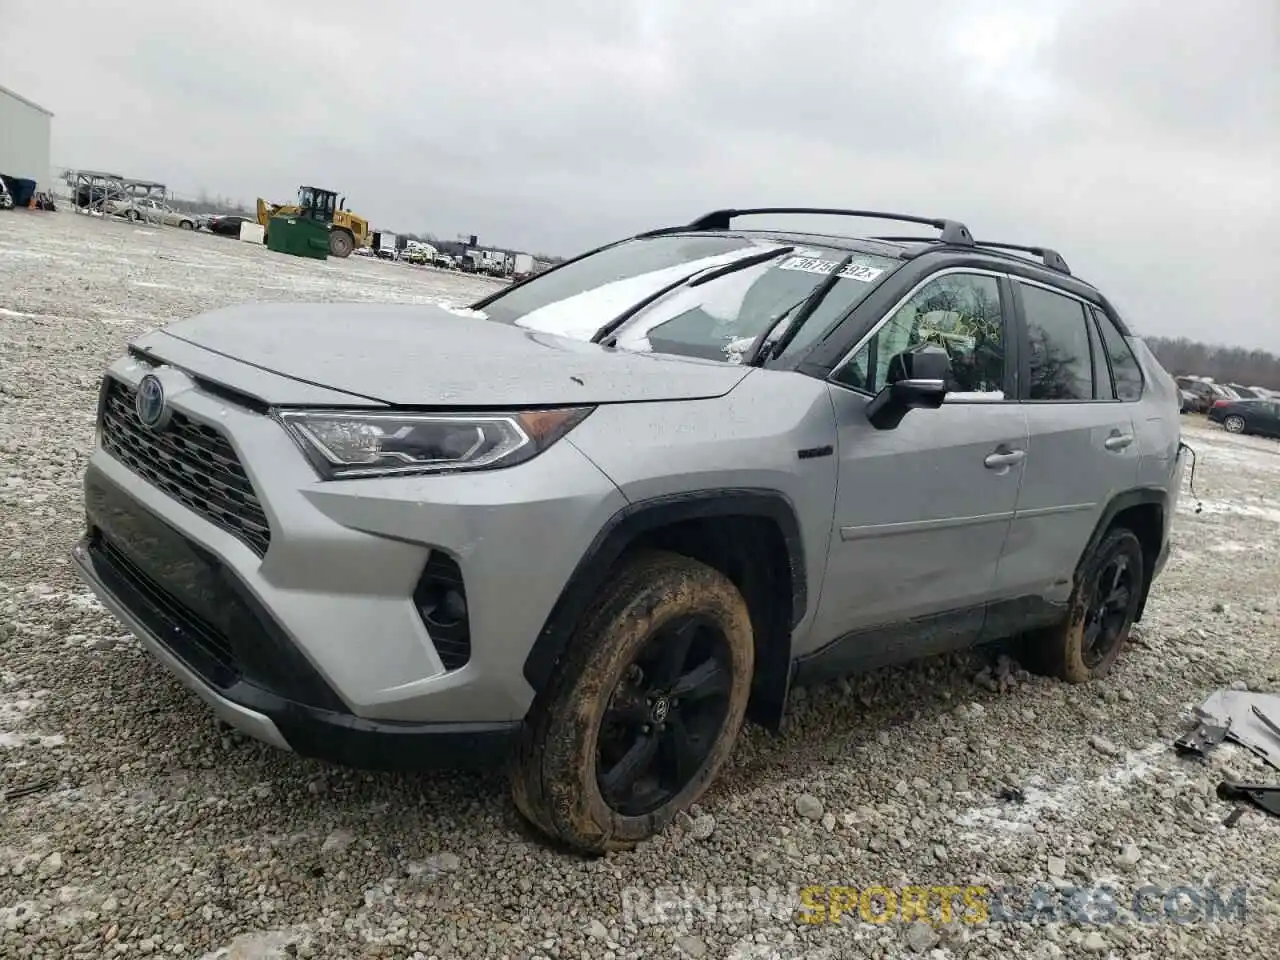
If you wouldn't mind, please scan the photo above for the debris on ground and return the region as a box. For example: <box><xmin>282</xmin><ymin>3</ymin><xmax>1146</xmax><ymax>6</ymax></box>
<box><xmin>1176</xmin><ymin>688</ymin><xmax>1280</xmax><ymax>769</ymax></box>
<box><xmin>0</xmin><ymin>778</ymin><xmax>55</xmax><ymax>802</ymax></box>
<box><xmin>1217</xmin><ymin>779</ymin><xmax>1280</xmax><ymax>820</ymax></box>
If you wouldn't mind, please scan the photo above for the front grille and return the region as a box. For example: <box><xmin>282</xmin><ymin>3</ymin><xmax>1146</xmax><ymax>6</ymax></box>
<box><xmin>84</xmin><ymin>471</ymin><xmax>349</xmax><ymax>713</ymax></box>
<box><xmin>99</xmin><ymin>378</ymin><xmax>271</xmax><ymax>556</ymax></box>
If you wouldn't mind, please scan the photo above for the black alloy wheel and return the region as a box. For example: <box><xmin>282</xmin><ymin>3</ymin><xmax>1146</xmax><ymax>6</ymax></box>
<box><xmin>596</xmin><ymin>614</ymin><xmax>733</xmax><ymax>816</ymax></box>
<box><xmin>1081</xmin><ymin>552</ymin><xmax>1135</xmax><ymax>669</ymax></box>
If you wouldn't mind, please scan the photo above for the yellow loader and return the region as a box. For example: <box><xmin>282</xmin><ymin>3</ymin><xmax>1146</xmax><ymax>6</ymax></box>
<box><xmin>256</xmin><ymin>186</ymin><xmax>369</xmax><ymax>258</ymax></box>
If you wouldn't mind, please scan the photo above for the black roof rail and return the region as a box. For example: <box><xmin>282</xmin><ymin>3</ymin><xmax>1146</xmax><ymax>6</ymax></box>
<box><xmin>973</xmin><ymin>241</ymin><xmax>1071</xmax><ymax>276</ymax></box>
<box><xmin>870</xmin><ymin>235</ymin><xmax>1072</xmax><ymax>276</ymax></box>
<box><xmin>677</xmin><ymin>208</ymin><xmax>975</xmax><ymax>247</ymax></box>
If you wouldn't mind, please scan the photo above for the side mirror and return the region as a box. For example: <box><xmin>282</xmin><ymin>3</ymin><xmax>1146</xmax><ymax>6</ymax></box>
<box><xmin>865</xmin><ymin>342</ymin><xmax>951</xmax><ymax>430</ymax></box>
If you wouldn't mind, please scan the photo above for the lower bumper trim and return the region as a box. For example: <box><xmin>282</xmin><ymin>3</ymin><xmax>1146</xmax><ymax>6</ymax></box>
<box><xmin>73</xmin><ymin>537</ymin><xmax>520</xmax><ymax>771</ymax></box>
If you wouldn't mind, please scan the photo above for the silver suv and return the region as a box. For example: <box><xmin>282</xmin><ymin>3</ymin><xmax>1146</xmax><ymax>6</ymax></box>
<box><xmin>74</xmin><ymin>208</ymin><xmax>1186</xmax><ymax>852</ymax></box>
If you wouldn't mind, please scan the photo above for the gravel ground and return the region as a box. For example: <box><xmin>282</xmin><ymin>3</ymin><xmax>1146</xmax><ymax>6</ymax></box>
<box><xmin>2</xmin><ymin>210</ymin><xmax>1278</xmax><ymax>959</ymax></box>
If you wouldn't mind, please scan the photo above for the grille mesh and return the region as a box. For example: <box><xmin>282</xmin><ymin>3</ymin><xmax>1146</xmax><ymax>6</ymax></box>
<box><xmin>99</xmin><ymin>378</ymin><xmax>271</xmax><ymax>556</ymax></box>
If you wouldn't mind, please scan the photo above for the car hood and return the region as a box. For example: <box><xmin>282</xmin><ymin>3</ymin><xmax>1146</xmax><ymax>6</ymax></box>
<box><xmin>151</xmin><ymin>301</ymin><xmax>751</xmax><ymax>407</ymax></box>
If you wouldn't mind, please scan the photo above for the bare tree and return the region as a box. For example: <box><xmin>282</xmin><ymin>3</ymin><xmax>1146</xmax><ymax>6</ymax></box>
<box><xmin>1143</xmin><ymin>336</ymin><xmax>1280</xmax><ymax>389</ymax></box>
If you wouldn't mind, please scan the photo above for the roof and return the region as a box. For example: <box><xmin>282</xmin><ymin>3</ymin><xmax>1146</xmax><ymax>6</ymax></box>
<box><xmin>0</xmin><ymin>83</ymin><xmax>54</xmax><ymax>117</ymax></box>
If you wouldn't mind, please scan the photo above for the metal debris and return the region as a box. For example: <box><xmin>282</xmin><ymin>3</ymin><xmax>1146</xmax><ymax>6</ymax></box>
<box><xmin>1217</xmin><ymin>780</ymin><xmax>1280</xmax><ymax>821</ymax></box>
<box><xmin>1175</xmin><ymin>689</ymin><xmax>1280</xmax><ymax>770</ymax></box>
<box><xmin>1</xmin><ymin>777</ymin><xmax>56</xmax><ymax>802</ymax></box>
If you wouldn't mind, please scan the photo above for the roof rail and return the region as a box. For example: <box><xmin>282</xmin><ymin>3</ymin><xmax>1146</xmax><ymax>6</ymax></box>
<box><xmin>870</xmin><ymin>235</ymin><xmax>1072</xmax><ymax>276</ymax></box>
<box><xmin>974</xmin><ymin>241</ymin><xmax>1071</xmax><ymax>276</ymax></box>
<box><xmin>677</xmin><ymin>208</ymin><xmax>975</xmax><ymax>247</ymax></box>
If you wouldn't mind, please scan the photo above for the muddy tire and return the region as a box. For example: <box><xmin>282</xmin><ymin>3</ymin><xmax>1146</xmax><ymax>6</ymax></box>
<box><xmin>329</xmin><ymin>229</ymin><xmax>355</xmax><ymax>258</ymax></box>
<box><xmin>510</xmin><ymin>550</ymin><xmax>754</xmax><ymax>853</ymax></box>
<box><xmin>1022</xmin><ymin>527</ymin><xmax>1145</xmax><ymax>683</ymax></box>
<box><xmin>1223</xmin><ymin>415</ymin><xmax>1245</xmax><ymax>434</ymax></box>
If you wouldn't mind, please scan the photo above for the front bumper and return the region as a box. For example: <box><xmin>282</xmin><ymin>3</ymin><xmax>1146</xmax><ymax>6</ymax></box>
<box><xmin>73</xmin><ymin>531</ymin><xmax>517</xmax><ymax>769</ymax></box>
<box><xmin>74</xmin><ymin>354</ymin><xmax>628</xmax><ymax>754</ymax></box>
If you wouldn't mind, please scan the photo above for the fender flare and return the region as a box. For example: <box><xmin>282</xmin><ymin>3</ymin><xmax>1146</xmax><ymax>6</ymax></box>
<box><xmin>521</xmin><ymin>488</ymin><xmax>806</xmax><ymax>695</ymax></box>
<box><xmin>1076</xmin><ymin>486</ymin><xmax>1168</xmax><ymax>619</ymax></box>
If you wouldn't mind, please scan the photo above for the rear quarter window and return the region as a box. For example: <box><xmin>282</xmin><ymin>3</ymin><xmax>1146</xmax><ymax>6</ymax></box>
<box><xmin>1092</xmin><ymin>307</ymin><xmax>1144</xmax><ymax>401</ymax></box>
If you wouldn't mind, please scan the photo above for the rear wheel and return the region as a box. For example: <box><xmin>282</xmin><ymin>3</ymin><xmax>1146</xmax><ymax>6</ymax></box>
<box><xmin>1224</xmin><ymin>415</ymin><xmax>1246</xmax><ymax>434</ymax></box>
<box><xmin>1022</xmin><ymin>527</ymin><xmax>1145</xmax><ymax>683</ymax></box>
<box><xmin>510</xmin><ymin>550</ymin><xmax>754</xmax><ymax>853</ymax></box>
<box><xmin>329</xmin><ymin>229</ymin><xmax>355</xmax><ymax>258</ymax></box>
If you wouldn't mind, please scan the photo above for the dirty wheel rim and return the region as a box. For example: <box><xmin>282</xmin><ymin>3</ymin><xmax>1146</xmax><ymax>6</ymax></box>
<box><xmin>1082</xmin><ymin>552</ymin><xmax>1134</xmax><ymax>668</ymax></box>
<box><xmin>595</xmin><ymin>614</ymin><xmax>733</xmax><ymax>817</ymax></box>
<box><xmin>1224</xmin><ymin>416</ymin><xmax>1245</xmax><ymax>433</ymax></box>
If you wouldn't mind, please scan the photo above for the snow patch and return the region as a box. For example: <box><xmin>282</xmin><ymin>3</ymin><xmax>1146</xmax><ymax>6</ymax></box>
<box><xmin>0</xmin><ymin>686</ymin><xmax>62</xmax><ymax>751</ymax></box>
<box><xmin>1189</xmin><ymin>498</ymin><xmax>1280</xmax><ymax>524</ymax></box>
<box><xmin>515</xmin><ymin>245</ymin><xmax>783</xmax><ymax>342</ymax></box>
<box><xmin>954</xmin><ymin>742</ymin><xmax>1169</xmax><ymax>845</ymax></box>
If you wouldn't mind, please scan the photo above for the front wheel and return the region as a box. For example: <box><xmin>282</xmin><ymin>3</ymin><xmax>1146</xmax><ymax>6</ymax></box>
<box><xmin>1224</xmin><ymin>415</ymin><xmax>1246</xmax><ymax>434</ymax></box>
<box><xmin>328</xmin><ymin>229</ymin><xmax>354</xmax><ymax>258</ymax></box>
<box><xmin>510</xmin><ymin>550</ymin><xmax>754</xmax><ymax>853</ymax></box>
<box><xmin>179</xmin><ymin>220</ymin><xmax>194</xmax><ymax>230</ymax></box>
<box><xmin>1021</xmin><ymin>527</ymin><xmax>1145</xmax><ymax>683</ymax></box>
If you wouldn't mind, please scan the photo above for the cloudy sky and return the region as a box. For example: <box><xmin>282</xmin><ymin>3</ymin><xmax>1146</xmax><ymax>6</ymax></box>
<box><xmin>4</xmin><ymin>0</ymin><xmax>1277</xmax><ymax>348</ymax></box>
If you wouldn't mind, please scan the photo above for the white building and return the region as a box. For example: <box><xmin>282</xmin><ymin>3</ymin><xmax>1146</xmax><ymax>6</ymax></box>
<box><xmin>0</xmin><ymin>83</ymin><xmax>54</xmax><ymax>193</ymax></box>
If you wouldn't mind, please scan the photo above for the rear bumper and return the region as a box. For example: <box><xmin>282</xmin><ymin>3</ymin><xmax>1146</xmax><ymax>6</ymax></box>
<box><xmin>72</xmin><ymin>530</ymin><xmax>519</xmax><ymax>771</ymax></box>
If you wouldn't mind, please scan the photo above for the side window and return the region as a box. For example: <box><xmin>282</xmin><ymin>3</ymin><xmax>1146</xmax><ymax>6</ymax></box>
<box><xmin>1092</xmin><ymin>307</ymin><xmax>1144</xmax><ymax>401</ymax></box>
<box><xmin>1020</xmin><ymin>283</ymin><xmax>1093</xmax><ymax>401</ymax></box>
<box><xmin>833</xmin><ymin>273</ymin><xmax>1005</xmax><ymax>396</ymax></box>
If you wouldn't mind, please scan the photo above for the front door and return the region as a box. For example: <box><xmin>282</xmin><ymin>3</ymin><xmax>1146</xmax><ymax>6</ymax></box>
<box><xmin>801</xmin><ymin>269</ymin><xmax>1028</xmax><ymax>676</ymax></box>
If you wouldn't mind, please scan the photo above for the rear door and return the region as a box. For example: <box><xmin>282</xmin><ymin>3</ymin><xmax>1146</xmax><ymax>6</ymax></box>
<box><xmin>1256</xmin><ymin>401</ymin><xmax>1280</xmax><ymax>437</ymax></box>
<box><xmin>997</xmin><ymin>280</ymin><xmax>1140</xmax><ymax>616</ymax></box>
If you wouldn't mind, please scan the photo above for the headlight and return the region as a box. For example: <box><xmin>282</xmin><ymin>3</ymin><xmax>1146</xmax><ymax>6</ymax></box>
<box><xmin>278</xmin><ymin>408</ymin><xmax>593</xmax><ymax>479</ymax></box>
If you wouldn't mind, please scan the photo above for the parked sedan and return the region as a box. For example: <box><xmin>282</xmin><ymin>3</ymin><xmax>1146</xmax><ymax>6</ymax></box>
<box><xmin>108</xmin><ymin>197</ymin><xmax>197</xmax><ymax>230</ymax></box>
<box><xmin>1208</xmin><ymin>398</ymin><xmax>1280</xmax><ymax>438</ymax></box>
<box><xmin>203</xmin><ymin>214</ymin><xmax>255</xmax><ymax>237</ymax></box>
<box><xmin>1176</xmin><ymin>377</ymin><xmax>1235</xmax><ymax>414</ymax></box>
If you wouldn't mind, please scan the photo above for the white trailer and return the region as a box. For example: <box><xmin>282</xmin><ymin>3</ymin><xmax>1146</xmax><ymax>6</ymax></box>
<box><xmin>0</xmin><ymin>84</ymin><xmax>53</xmax><ymax>197</ymax></box>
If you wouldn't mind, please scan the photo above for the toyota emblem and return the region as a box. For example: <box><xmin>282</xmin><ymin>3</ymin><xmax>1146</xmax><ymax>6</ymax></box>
<box><xmin>135</xmin><ymin>374</ymin><xmax>171</xmax><ymax>430</ymax></box>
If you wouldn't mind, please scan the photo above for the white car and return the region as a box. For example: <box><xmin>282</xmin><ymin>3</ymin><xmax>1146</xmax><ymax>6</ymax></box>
<box><xmin>108</xmin><ymin>197</ymin><xmax>197</xmax><ymax>230</ymax></box>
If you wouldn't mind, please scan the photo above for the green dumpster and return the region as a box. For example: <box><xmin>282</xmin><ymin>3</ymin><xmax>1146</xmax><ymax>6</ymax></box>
<box><xmin>265</xmin><ymin>215</ymin><xmax>330</xmax><ymax>260</ymax></box>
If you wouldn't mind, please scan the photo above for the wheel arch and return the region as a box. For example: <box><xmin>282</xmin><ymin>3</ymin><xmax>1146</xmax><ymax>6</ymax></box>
<box><xmin>1076</xmin><ymin>488</ymin><xmax>1168</xmax><ymax>622</ymax></box>
<box><xmin>522</xmin><ymin>489</ymin><xmax>806</xmax><ymax>730</ymax></box>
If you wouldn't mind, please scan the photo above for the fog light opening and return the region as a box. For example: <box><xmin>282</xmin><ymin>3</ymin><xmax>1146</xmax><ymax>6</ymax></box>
<box><xmin>414</xmin><ymin>552</ymin><xmax>471</xmax><ymax>671</ymax></box>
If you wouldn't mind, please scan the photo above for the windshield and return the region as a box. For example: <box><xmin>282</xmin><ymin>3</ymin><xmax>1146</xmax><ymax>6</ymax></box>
<box><xmin>475</xmin><ymin>233</ymin><xmax>897</xmax><ymax>359</ymax></box>
<box><xmin>611</xmin><ymin>248</ymin><xmax>898</xmax><ymax>363</ymax></box>
<box><xmin>476</xmin><ymin>234</ymin><xmax>773</xmax><ymax>333</ymax></box>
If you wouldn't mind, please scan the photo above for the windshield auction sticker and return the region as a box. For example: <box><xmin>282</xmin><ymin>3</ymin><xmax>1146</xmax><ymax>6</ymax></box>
<box><xmin>778</xmin><ymin>256</ymin><xmax>885</xmax><ymax>282</ymax></box>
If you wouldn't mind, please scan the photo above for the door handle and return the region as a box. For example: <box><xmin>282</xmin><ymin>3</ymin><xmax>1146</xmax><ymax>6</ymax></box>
<box><xmin>984</xmin><ymin>448</ymin><xmax>1026</xmax><ymax>469</ymax></box>
<box><xmin>1104</xmin><ymin>433</ymin><xmax>1134</xmax><ymax>451</ymax></box>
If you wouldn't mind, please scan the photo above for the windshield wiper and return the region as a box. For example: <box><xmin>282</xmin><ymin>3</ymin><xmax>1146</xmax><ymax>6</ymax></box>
<box><xmin>686</xmin><ymin>245</ymin><xmax>794</xmax><ymax>287</ymax></box>
<box><xmin>743</xmin><ymin>251</ymin><xmax>858</xmax><ymax>367</ymax></box>
<box><xmin>591</xmin><ymin>245</ymin><xmax>794</xmax><ymax>345</ymax></box>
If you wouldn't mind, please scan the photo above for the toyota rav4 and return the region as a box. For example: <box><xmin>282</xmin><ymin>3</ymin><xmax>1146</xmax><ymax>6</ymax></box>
<box><xmin>74</xmin><ymin>207</ymin><xmax>1186</xmax><ymax>852</ymax></box>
